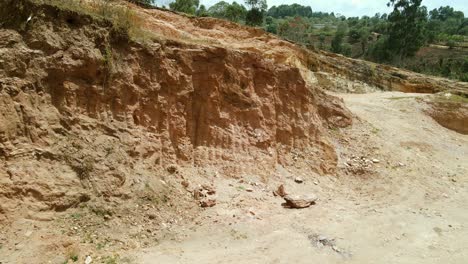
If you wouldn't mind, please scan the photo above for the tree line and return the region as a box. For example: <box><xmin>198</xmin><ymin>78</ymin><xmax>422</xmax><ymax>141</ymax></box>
<box><xmin>131</xmin><ymin>0</ymin><xmax>468</xmax><ymax>81</ymax></box>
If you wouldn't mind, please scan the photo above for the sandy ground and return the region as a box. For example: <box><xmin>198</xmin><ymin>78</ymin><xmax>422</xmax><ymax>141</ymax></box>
<box><xmin>135</xmin><ymin>91</ymin><xmax>468</xmax><ymax>264</ymax></box>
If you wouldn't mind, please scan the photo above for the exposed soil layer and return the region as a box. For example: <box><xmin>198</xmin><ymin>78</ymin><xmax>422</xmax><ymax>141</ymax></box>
<box><xmin>0</xmin><ymin>0</ymin><xmax>350</xmax><ymax>226</ymax></box>
<box><xmin>425</xmin><ymin>96</ymin><xmax>468</xmax><ymax>135</ymax></box>
<box><xmin>0</xmin><ymin>0</ymin><xmax>467</xmax><ymax>263</ymax></box>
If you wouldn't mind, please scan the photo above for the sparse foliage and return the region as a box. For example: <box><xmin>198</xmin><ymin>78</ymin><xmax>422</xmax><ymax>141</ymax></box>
<box><xmin>244</xmin><ymin>0</ymin><xmax>267</xmax><ymax>26</ymax></box>
<box><xmin>169</xmin><ymin>0</ymin><xmax>200</xmax><ymax>15</ymax></box>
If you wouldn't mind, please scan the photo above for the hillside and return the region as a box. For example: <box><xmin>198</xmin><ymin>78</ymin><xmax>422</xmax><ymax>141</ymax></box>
<box><xmin>0</xmin><ymin>0</ymin><xmax>467</xmax><ymax>263</ymax></box>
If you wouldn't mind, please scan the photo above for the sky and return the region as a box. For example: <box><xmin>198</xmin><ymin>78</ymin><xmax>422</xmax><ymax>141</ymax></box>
<box><xmin>155</xmin><ymin>0</ymin><xmax>468</xmax><ymax>17</ymax></box>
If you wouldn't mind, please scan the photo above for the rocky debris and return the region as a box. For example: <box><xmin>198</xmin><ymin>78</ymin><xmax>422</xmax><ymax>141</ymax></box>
<box><xmin>181</xmin><ymin>180</ymin><xmax>189</xmax><ymax>188</ymax></box>
<box><xmin>294</xmin><ymin>177</ymin><xmax>304</xmax><ymax>183</ymax></box>
<box><xmin>193</xmin><ymin>189</ymin><xmax>203</xmax><ymax>200</ymax></box>
<box><xmin>308</xmin><ymin>233</ymin><xmax>350</xmax><ymax>257</ymax></box>
<box><xmin>344</xmin><ymin>155</ymin><xmax>377</xmax><ymax>175</ymax></box>
<box><xmin>193</xmin><ymin>184</ymin><xmax>216</xmax><ymax>199</ymax></box>
<box><xmin>199</xmin><ymin>199</ymin><xmax>216</xmax><ymax>208</ymax></box>
<box><xmin>273</xmin><ymin>184</ymin><xmax>287</xmax><ymax>197</ymax></box>
<box><xmin>309</xmin><ymin>234</ymin><xmax>336</xmax><ymax>247</ymax></box>
<box><xmin>283</xmin><ymin>194</ymin><xmax>317</xmax><ymax>208</ymax></box>
<box><xmin>201</xmin><ymin>184</ymin><xmax>216</xmax><ymax>195</ymax></box>
<box><xmin>85</xmin><ymin>255</ymin><xmax>92</xmax><ymax>264</ymax></box>
<box><xmin>245</xmin><ymin>187</ymin><xmax>254</xmax><ymax>192</ymax></box>
<box><xmin>166</xmin><ymin>164</ymin><xmax>179</xmax><ymax>174</ymax></box>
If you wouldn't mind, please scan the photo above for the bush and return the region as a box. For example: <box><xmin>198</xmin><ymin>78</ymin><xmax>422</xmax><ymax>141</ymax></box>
<box><xmin>42</xmin><ymin>0</ymin><xmax>151</xmax><ymax>42</ymax></box>
<box><xmin>446</xmin><ymin>39</ymin><xmax>456</xmax><ymax>49</ymax></box>
<box><xmin>245</xmin><ymin>8</ymin><xmax>263</xmax><ymax>26</ymax></box>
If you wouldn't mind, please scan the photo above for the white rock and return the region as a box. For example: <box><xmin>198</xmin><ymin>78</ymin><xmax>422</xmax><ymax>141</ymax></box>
<box><xmin>294</xmin><ymin>177</ymin><xmax>304</xmax><ymax>183</ymax></box>
<box><xmin>85</xmin><ymin>256</ymin><xmax>92</xmax><ymax>264</ymax></box>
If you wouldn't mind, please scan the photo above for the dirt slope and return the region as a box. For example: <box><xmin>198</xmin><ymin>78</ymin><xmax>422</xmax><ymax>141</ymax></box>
<box><xmin>136</xmin><ymin>92</ymin><xmax>468</xmax><ymax>264</ymax></box>
<box><xmin>0</xmin><ymin>0</ymin><xmax>352</xmax><ymax>261</ymax></box>
<box><xmin>0</xmin><ymin>0</ymin><xmax>467</xmax><ymax>263</ymax></box>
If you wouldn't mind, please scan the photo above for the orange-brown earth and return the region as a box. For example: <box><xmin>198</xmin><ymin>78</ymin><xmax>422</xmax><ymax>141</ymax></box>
<box><xmin>0</xmin><ymin>0</ymin><xmax>467</xmax><ymax>263</ymax></box>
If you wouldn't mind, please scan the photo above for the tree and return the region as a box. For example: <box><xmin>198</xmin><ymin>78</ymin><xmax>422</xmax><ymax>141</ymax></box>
<box><xmin>318</xmin><ymin>33</ymin><xmax>326</xmax><ymax>49</ymax></box>
<box><xmin>385</xmin><ymin>0</ymin><xmax>428</xmax><ymax>61</ymax></box>
<box><xmin>331</xmin><ymin>23</ymin><xmax>347</xmax><ymax>53</ymax></box>
<box><xmin>196</xmin><ymin>4</ymin><xmax>208</xmax><ymax>17</ymax></box>
<box><xmin>245</xmin><ymin>0</ymin><xmax>267</xmax><ymax>26</ymax></box>
<box><xmin>276</xmin><ymin>16</ymin><xmax>310</xmax><ymax>44</ymax></box>
<box><xmin>208</xmin><ymin>1</ymin><xmax>230</xmax><ymax>18</ymax></box>
<box><xmin>169</xmin><ymin>0</ymin><xmax>200</xmax><ymax>15</ymax></box>
<box><xmin>265</xmin><ymin>16</ymin><xmax>277</xmax><ymax>33</ymax></box>
<box><xmin>207</xmin><ymin>1</ymin><xmax>246</xmax><ymax>22</ymax></box>
<box><xmin>267</xmin><ymin>4</ymin><xmax>312</xmax><ymax>18</ymax></box>
<box><xmin>225</xmin><ymin>2</ymin><xmax>247</xmax><ymax>22</ymax></box>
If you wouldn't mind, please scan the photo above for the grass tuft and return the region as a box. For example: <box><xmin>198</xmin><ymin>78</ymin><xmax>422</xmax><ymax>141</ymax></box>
<box><xmin>35</xmin><ymin>0</ymin><xmax>154</xmax><ymax>42</ymax></box>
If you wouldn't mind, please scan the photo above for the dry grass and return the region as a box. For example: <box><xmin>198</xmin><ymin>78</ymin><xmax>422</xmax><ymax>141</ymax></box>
<box><xmin>34</xmin><ymin>0</ymin><xmax>154</xmax><ymax>42</ymax></box>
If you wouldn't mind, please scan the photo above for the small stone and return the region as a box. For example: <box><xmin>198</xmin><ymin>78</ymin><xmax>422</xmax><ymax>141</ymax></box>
<box><xmin>181</xmin><ymin>180</ymin><xmax>189</xmax><ymax>188</ymax></box>
<box><xmin>103</xmin><ymin>214</ymin><xmax>111</xmax><ymax>221</ymax></box>
<box><xmin>332</xmin><ymin>245</ymin><xmax>341</xmax><ymax>252</ymax></box>
<box><xmin>273</xmin><ymin>184</ymin><xmax>286</xmax><ymax>197</ymax></box>
<box><xmin>85</xmin><ymin>255</ymin><xmax>92</xmax><ymax>264</ymax></box>
<box><xmin>200</xmin><ymin>199</ymin><xmax>216</xmax><ymax>208</ymax></box>
<box><xmin>294</xmin><ymin>177</ymin><xmax>304</xmax><ymax>183</ymax></box>
<box><xmin>246</xmin><ymin>188</ymin><xmax>253</xmax><ymax>192</ymax></box>
<box><xmin>201</xmin><ymin>184</ymin><xmax>216</xmax><ymax>195</ymax></box>
<box><xmin>372</xmin><ymin>159</ymin><xmax>380</xmax><ymax>163</ymax></box>
<box><xmin>147</xmin><ymin>213</ymin><xmax>157</xmax><ymax>220</ymax></box>
<box><xmin>193</xmin><ymin>189</ymin><xmax>204</xmax><ymax>200</ymax></box>
<box><xmin>166</xmin><ymin>164</ymin><xmax>178</xmax><ymax>174</ymax></box>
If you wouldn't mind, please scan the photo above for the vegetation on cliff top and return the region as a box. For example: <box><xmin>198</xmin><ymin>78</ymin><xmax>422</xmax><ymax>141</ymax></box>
<box><xmin>163</xmin><ymin>0</ymin><xmax>467</xmax><ymax>82</ymax></box>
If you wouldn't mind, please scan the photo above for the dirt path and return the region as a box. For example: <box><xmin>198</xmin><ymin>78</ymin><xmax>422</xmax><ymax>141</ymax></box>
<box><xmin>135</xmin><ymin>91</ymin><xmax>468</xmax><ymax>264</ymax></box>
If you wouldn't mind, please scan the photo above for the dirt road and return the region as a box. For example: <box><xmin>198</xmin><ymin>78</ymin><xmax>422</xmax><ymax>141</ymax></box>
<box><xmin>136</xmin><ymin>92</ymin><xmax>468</xmax><ymax>264</ymax></box>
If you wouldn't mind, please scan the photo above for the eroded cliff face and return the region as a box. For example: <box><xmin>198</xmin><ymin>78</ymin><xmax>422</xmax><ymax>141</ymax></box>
<box><xmin>0</xmin><ymin>0</ymin><xmax>352</xmax><ymax>220</ymax></box>
<box><xmin>310</xmin><ymin>51</ymin><xmax>468</xmax><ymax>94</ymax></box>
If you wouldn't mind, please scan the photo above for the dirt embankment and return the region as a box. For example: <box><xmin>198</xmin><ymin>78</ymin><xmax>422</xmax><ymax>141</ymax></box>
<box><xmin>1</xmin><ymin>0</ymin><xmax>467</xmax><ymax>262</ymax></box>
<box><xmin>0</xmin><ymin>0</ymin><xmax>351</xmax><ymax>223</ymax></box>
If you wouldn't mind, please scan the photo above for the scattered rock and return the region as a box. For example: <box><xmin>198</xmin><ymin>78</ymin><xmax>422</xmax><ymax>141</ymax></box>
<box><xmin>371</xmin><ymin>159</ymin><xmax>380</xmax><ymax>163</ymax></box>
<box><xmin>147</xmin><ymin>213</ymin><xmax>157</xmax><ymax>220</ymax></box>
<box><xmin>200</xmin><ymin>199</ymin><xmax>216</xmax><ymax>208</ymax></box>
<box><xmin>273</xmin><ymin>184</ymin><xmax>287</xmax><ymax>197</ymax></box>
<box><xmin>166</xmin><ymin>164</ymin><xmax>179</xmax><ymax>174</ymax></box>
<box><xmin>181</xmin><ymin>180</ymin><xmax>189</xmax><ymax>188</ymax></box>
<box><xmin>85</xmin><ymin>255</ymin><xmax>92</xmax><ymax>264</ymax></box>
<box><xmin>283</xmin><ymin>194</ymin><xmax>317</xmax><ymax>208</ymax></box>
<box><xmin>294</xmin><ymin>177</ymin><xmax>304</xmax><ymax>183</ymax></box>
<box><xmin>103</xmin><ymin>214</ymin><xmax>111</xmax><ymax>221</ymax></box>
<box><xmin>193</xmin><ymin>189</ymin><xmax>203</xmax><ymax>200</ymax></box>
<box><xmin>24</xmin><ymin>230</ymin><xmax>33</xmax><ymax>237</ymax></box>
<box><xmin>245</xmin><ymin>187</ymin><xmax>253</xmax><ymax>192</ymax></box>
<box><xmin>201</xmin><ymin>184</ymin><xmax>216</xmax><ymax>195</ymax></box>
